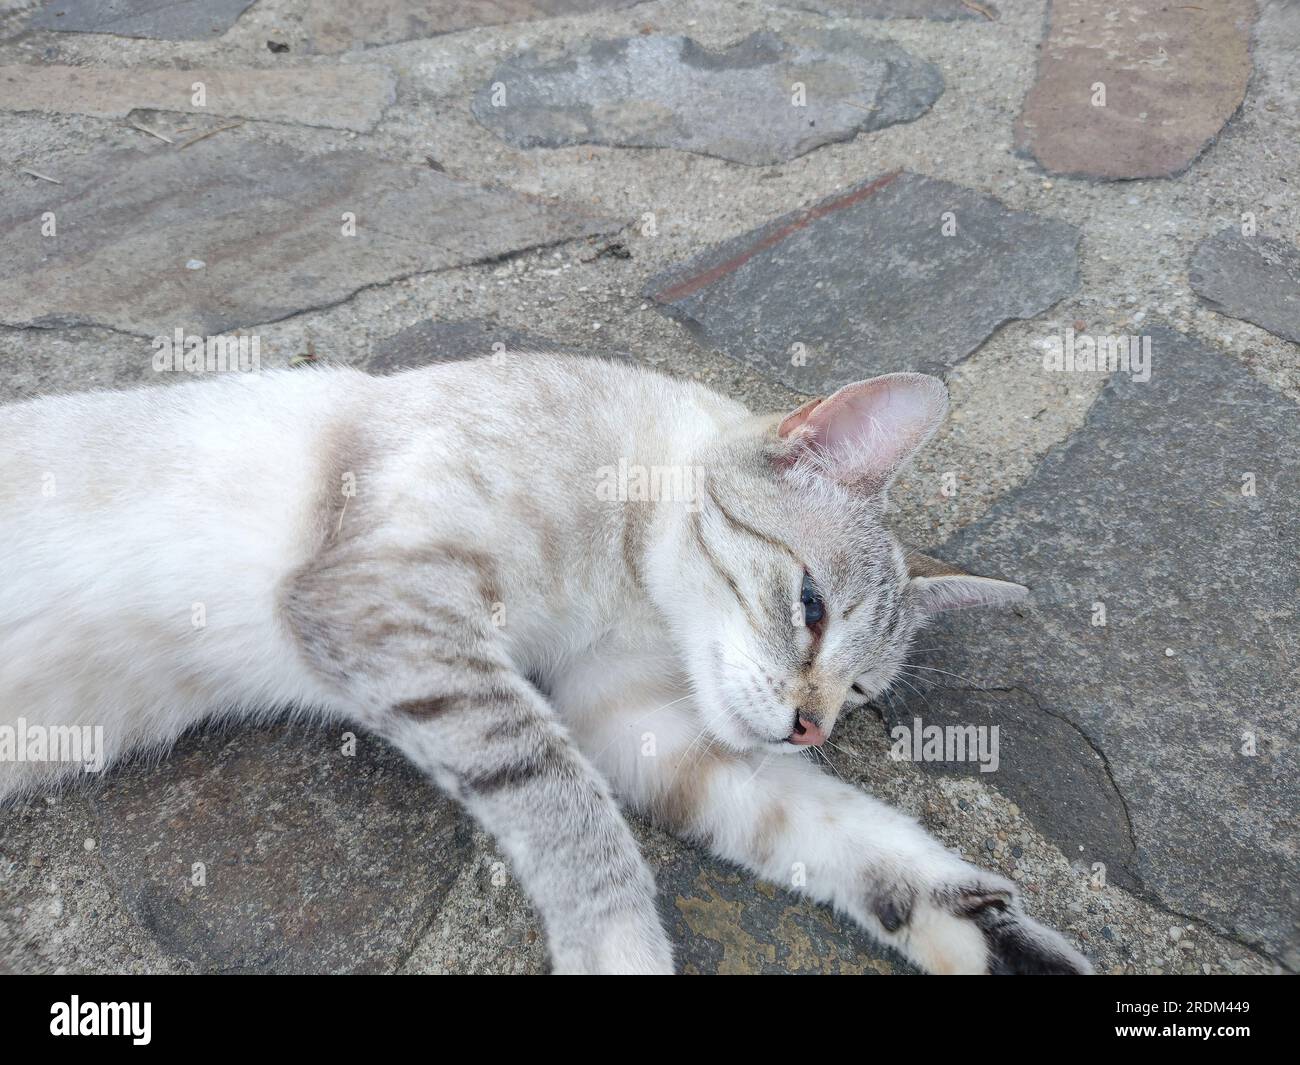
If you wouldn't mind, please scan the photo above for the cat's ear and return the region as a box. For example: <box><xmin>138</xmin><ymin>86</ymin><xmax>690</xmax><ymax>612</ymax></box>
<box><xmin>906</xmin><ymin>551</ymin><xmax>1028</xmax><ymax>616</ymax></box>
<box><xmin>776</xmin><ymin>373</ymin><xmax>948</xmax><ymax>495</ymax></box>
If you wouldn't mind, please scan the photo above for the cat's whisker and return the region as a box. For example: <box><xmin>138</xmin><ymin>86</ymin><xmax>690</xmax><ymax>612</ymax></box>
<box><xmin>812</xmin><ymin>744</ymin><xmax>845</xmax><ymax>783</ymax></box>
<box><xmin>823</xmin><ymin>737</ymin><xmax>869</xmax><ymax>770</ymax></box>
<box><xmin>903</xmin><ymin>663</ymin><xmax>980</xmax><ymax>686</ymax></box>
<box><xmin>890</xmin><ymin>672</ymin><xmax>932</xmax><ymax>707</ymax></box>
<box><xmin>587</xmin><ymin>691</ymin><xmax>699</xmax><ymax>761</ymax></box>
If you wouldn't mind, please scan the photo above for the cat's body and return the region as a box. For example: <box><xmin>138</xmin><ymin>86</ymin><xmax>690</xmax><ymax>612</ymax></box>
<box><xmin>1</xmin><ymin>354</ymin><xmax>1091</xmax><ymax>974</ymax></box>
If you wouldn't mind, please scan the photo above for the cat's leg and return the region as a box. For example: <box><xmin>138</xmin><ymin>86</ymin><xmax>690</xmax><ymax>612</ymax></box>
<box><xmin>569</xmin><ymin>693</ymin><xmax>1090</xmax><ymax>975</ymax></box>
<box><xmin>283</xmin><ymin>555</ymin><xmax>671</xmax><ymax>975</ymax></box>
<box><xmin>374</xmin><ymin>676</ymin><xmax>671</xmax><ymax>974</ymax></box>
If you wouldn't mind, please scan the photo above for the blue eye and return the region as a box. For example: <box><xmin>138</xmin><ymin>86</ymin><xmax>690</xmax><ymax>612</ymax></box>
<box><xmin>800</xmin><ymin>573</ymin><xmax>825</xmax><ymax>627</ymax></box>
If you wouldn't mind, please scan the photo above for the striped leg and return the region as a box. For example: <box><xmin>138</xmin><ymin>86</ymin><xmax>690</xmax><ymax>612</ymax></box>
<box><xmin>283</xmin><ymin>544</ymin><xmax>671</xmax><ymax>974</ymax></box>
<box><xmin>378</xmin><ymin>676</ymin><xmax>671</xmax><ymax>974</ymax></box>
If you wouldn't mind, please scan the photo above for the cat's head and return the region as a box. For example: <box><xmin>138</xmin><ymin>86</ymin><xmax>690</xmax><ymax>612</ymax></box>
<box><xmin>648</xmin><ymin>373</ymin><xmax>1025</xmax><ymax>754</ymax></box>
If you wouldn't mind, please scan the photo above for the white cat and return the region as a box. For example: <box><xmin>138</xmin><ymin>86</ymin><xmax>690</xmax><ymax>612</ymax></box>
<box><xmin>0</xmin><ymin>354</ymin><xmax>1091</xmax><ymax>974</ymax></box>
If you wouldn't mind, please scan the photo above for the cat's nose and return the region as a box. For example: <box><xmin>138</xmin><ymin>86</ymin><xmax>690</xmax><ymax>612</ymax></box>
<box><xmin>787</xmin><ymin>715</ymin><xmax>826</xmax><ymax>746</ymax></box>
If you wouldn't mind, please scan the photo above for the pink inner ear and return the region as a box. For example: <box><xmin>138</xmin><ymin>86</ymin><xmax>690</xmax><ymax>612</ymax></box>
<box><xmin>777</xmin><ymin>396</ymin><xmax>824</xmax><ymax>439</ymax></box>
<box><xmin>775</xmin><ymin>374</ymin><xmax>949</xmax><ymax>491</ymax></box>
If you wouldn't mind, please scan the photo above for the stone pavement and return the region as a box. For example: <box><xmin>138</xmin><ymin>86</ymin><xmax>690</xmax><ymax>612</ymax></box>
<box><xmin>0</xmin><ymin>0</ymin><xmax>1295</xmax><ymax>975</ymax></box>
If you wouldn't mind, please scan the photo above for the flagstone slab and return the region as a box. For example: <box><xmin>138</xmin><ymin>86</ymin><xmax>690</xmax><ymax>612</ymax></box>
<box><xmin>304</xmin><ymin>0</ymin><xmax>643</xmax><ymax>54</ymax></box>
<box><xmin>471</xmin><ymin>29</ymin><xmax>943</xmax><ymax>166</ymax></box>
<box><xmin>645</xmin><ymin>170</ymin><xmax>1079</xmax><ymax>391</ymax></box>
<box><xmin>785</xmin><ymin>0</ymin><xmax>996</xmax><ymax>20</ymax></box>
<box><xmin>883</xmin><ymin>327</ymin><xmax>1299</xmax><ymax>966</ymax></box>
<box><xmin>92</xmin><ymin>725</ymin><xmax>471</xmax><ymax>973</ymax></box>
<box><xmin>1190</xmin><ymin>228</ymin><xmax>1300</xmax><ymax>345</ymax></box>
<box><xmin>31</xmin><ymin>0</ymin><xmax>257</xmax><ymax>40</ymax></box>
<box><xmin>0</xmin><ymin>64</ymin><xmax>396</xmax><ymax>133</ymax></box>
<box><xmin>1016</xmin><ymin>0</ymin><xmax>1256</xmax><ymax>179</ymax></box>
<box><xmin>0</xmin><ymin>140</ymin><xmax>619</xmax><ymax>337</ymax></box>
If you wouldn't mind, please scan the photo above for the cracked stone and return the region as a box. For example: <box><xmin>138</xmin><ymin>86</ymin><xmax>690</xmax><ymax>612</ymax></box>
<box><xmin>369</xmin><ymin>319</ymin><xmax>569</xmax><ymax>374</ymax></box>
<box><xmin>885</xmin><ymin>327</ymin><xmax>1299</xmax><ymax>967</ymax></box>
<box><xmin>645</xmin><ymin>170</ymin><xmax>1079</xmax><ymax>391</ymax></box>
<box><xmin>303</xmin><ymin>0</ymin><xmax>643</xmax><ymax>54</ymax></box>
<box><xmin>1016</xmin><ymin>0</ymin><xmax>1256</xmax><ymax>179</ymax></box>
<box><xmin>1189</xmin><ymin>228</ymin><xmax>1300</xmax><ymax>345</ymax></box>
<box><xmin>93</xmin><ymin>724</ymin><xmax>471</xmax><ymax>973</ymax></box>
<box><xmin>30</xmin><ymin>0</ymin><xmax>258</xmax><ymax>40</ymax></box>
<box><xmin>471</xmin><ymin>29</ymin><xmax>943</xmax><ymax>166</ymax></box>
<box><xmin>885</xmin><ymin>687</ymin><xmax>1138</xmax><ymax>890</ymax></box>
<box><xmin>0</xmin><ymin>140</ymin><xmax>618</xmax><ymax>336</ymax></box>
<box><xmin>784</xmin><ymin>0</ymin><xmax>997</xmax><ymax>19</ymax></box>
<box><xmin>0</xmin><ymin>64</ymin><xmax>397</xmax><ymax>132</ymax></box>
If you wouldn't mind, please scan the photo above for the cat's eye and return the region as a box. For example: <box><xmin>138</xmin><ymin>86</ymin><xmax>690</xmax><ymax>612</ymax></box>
<box><xmin>800</xmin><ymin>573</ymin><xmax>825</xmax><ymax>628</ymax></box>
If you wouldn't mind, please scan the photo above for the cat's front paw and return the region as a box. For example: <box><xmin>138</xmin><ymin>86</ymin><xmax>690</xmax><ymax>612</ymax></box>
<box><xmin>946</xmin><ymin>878</ymin><xmax>1093</xmax><ymax>974</ymax></box>
<box><xmin>879</xmin><ymin>872</ymin><xmax>1093</xmax><ymax>974</ymax></box>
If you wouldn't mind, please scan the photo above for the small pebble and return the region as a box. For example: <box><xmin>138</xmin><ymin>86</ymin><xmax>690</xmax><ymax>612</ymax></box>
<box><xmin>1101</xmin><ymin>926</ymin><xmax>1114</xmax><ymax>941</ymax></box>
<box><xmin>185</xmin><ymin>259</ymin><xmax>205</xmax><ymax>270</ymax></box>
<box><xmin>984</xmin><ymin>838</ymin><xmax>997</xmax><ymax>852</ymax></box>
<box><xmin>1012</xmin><ymin>846</ymin><xmax>1023</xmax><ymax>858</ymax></box>
<box><xmin>83</xmin><ymin>838</ymin><xmax>95</xmax><ymax>852</ymax></box>
<box><xmin>1169</xmin><ymin>926</ymin><xmax>1183</xmax><ymax>942</ymax></box>
<box><xmin>1164</xmin><ymin>647</ymin><xmax>1175</xmax><ymax>657</ymax></box>
<box><xmin>957</xmin><ymin>799</ymin><xmax>970</xmax><ymax>811</ymax></box>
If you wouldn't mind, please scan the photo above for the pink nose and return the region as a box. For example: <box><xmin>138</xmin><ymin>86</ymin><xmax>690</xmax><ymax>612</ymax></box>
<box><xmin>788</xmin><ymin>716</ymin><xmax>826</xmax><ymax>746</ymax></box>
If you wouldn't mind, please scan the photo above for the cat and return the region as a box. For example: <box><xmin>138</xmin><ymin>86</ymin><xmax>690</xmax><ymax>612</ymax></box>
<box><xmin>0</xmin><ymin>353</ymin><xmax>1092</xmax><ymax>975</ymax></box>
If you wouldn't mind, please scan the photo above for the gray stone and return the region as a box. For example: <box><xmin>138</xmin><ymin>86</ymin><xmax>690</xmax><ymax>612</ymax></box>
<box><xmin>645</xmin><ymin>171</ymin><xmax>1079</xmax><ymax>391</ymax></box>
<box><xmin>784</xmin><ymin>0</ymin><xmax>996</xmax><ymax>19</ymax></box>
<box><xmin>0</xmin><ymin>140</ymin><xmax>618</xmax><ymax>337</ymax></box>
<box><xmin>880</xmin><ymin>687</ymin><xmax>1135</xmax><ymax>886</ymax></box>
<box><xmin>655</xmin><ymin>841</ymin><xmax>904</xmax><ymax>974</ymax></box>
<box><xmin>304</xmin><ymin>0</ymin><xmax>643</xmax><ymax>54</ymax></box>
<box><xmin>472</xmin><ymin>29</ymin><xmax>943</xmax><ymax>166</ymax></box>
<box><xmin>369</xmin><ymin>319</ymin><xmax>568</xmax><ymax>374</ymax></box>
<box><xmin>1190</xmin><ymin>228</ymin><xmax>1300</xmax><ymax>345</ymax></box>
<box><xmin>0</xmin><ymin>64</ymin><xmax>397</xmax><ymax>133</ymax></box>
<box><xmin>31</xmin><ymin>0</ymin><xmax>257</xmax><ymax>40</ymax></box>
<box><xmin>882</xmin><ymin>327</ymin><xmax>1299</xmax><ymax>967</ymax></box>
<box><xmin>92</xmin><ymin>724</ymin><xmax>471</xmax><ymax>973</ymax></box>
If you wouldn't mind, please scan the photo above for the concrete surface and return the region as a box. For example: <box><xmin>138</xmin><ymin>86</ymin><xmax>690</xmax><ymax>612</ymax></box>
<box><xmin>0</xmin><ymin>0</ymin><xmax>1296</xmax><ymax>975</ymax></box>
